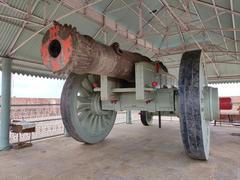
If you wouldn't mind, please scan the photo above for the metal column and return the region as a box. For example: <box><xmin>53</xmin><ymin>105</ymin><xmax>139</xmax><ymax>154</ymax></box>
<box><xmin>158</xmin><ymin>111</ymin><xmax>161</xmax><ymax>128</ymax></box>
<box><xmin>0</xmin><ymin>58</ymin><xmax>12</xmax><ymax>150</ymax></box>
<box><xmin>126</xmin><ymin>111</ymin><xmax>132</xmax><ymax>124</ymax></box>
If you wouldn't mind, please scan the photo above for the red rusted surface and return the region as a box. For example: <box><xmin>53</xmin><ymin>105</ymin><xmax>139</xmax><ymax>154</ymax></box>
<box><xmin>41</xmin><ymin>22</ymin><xmax>165</xmax><ymax>81</ymax></box>
<box><xmin>219</xmin><ymin>97</ymin><xmax>232</xmax><ymax>110</ymax></box>
<box><xmin>41</xmin><ymin>22</ymin><xmax>75</xmax><ymax>72</ymax></box>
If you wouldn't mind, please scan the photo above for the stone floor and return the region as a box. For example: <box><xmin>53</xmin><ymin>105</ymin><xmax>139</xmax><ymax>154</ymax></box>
<box><xmin>0</xmin><ymin>120</ymin><xmax>239</xmax><ymax>180</ymax></box>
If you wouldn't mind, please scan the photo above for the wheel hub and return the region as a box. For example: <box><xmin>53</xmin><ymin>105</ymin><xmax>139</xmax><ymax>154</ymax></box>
<box><xmin>203</xmin><ymin>86</ymin><xmax>219</xmax><ymax>121</ymax></box>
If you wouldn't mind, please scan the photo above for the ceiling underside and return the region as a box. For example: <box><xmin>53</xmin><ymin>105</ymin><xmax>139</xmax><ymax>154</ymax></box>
<box><xmin>0</xmin><ymin>0</ymin><xmax>239</xmax><ymax>83</ymax></box>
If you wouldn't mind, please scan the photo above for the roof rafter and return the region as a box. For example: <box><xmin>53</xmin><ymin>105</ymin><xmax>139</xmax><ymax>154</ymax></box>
<box><xmin>211</xmin><ymin>0</ymin><xmax>229</xmax><ymax>52</ymax></box>
<box><xmin>230</xmin><ymin>0</ymin><xmax>238</xmax><ymax>61</ymax></box>
<box><xmin>6</xmin><ymin>0</ymin><xmax>41</xmax><ymax>56</ymax></box>
<box><xmin>93</xmin><ymin>0</ymin><xmax>116</xmax><ymax>40</ymax></box>
<box><xmin>119</xmin><ymin>0</ymin><xmax>165</xmax><ymax>37</ymax></box>
<box><xmin>192</xmin><ymin>0</ymin><xmax>240</xmax><ymax>17</ymax></box>
<box><xmin>0</xmin><ymin>1</ymin><xmax>43</xmax><ymax>22</ymax></box>
<box><xmin>10</xmin><ymin>0</ymin><xmax>160</xmax><ymax>56</ymax></box>
<box><xmin>191</xmin><ymin>1</ymin><xmax>221</xmax><ymax>76</ymax></box>
<box><xmin>159</xmin><ymin>0</ymin><xmax>188</xmax><ymax>30</ymax></box>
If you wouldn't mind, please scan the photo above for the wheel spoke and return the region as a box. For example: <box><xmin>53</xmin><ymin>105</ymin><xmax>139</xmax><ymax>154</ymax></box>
<box><xmin>99</xmin><ymin>116</ymin><xmax>105</xmax><ymax>129</ymax></box>
<box><xmin>96</xmin><ymin>116</ymin><xmax>102</xmax><ymax>132</ymax></box>
<box><xmin>104</xmin><ymin>113</ymin><xmax>112</xmax><ymax>120</ymax></box>
<box><xmin>79</xmin><ymin>86</ymin><xmax>92</xmax><ymax>97</ymax></box>
<box><xmin>77</xmin><ymin>104</ymin><xmax>90</xmax><ymax>112</ymax></box>
<box><xmin>77</xmin><ymin>96</ymin><xmax>91</xmax><ymax>103</ymax></box>
<box><xmin>91</xmin><ymin>115</ymin><xmax>98</xmax><ymax>132</ymax></box>
<box><xmin>82</xmin><ymin>78</ymin><xmax>93</xmax><ymax>92</ymax></box>
<box><xmin>78</xmin><ymin>111</ymin><xmax>91</xmax><ymax>122</ymax></box>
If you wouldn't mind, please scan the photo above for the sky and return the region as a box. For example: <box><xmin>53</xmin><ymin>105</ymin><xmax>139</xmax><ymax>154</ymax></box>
<box><xmin>0</xmin><ymin>72</ymin><xmax>239</xmax><ymax>98</ymax></box>
<box><xmin>209</xmin><ymin>83</ymin><xmax>240</xmax><ymax>97</ymax></box>
<box><xmin>0</xmin><ymin>72</ymin><xmax>65</xmax><ymax>98</ymax></box>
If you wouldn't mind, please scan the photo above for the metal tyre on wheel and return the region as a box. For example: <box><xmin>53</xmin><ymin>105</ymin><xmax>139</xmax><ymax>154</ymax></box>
<box><xmin>140</xmin><ymin>111</ymin><xmax>153</xmax><ymax>126</ymax></box>
<box><xmin>61</xmin><ymin>74</ymin><xmax>117</xmax><ymax>144</ymax></box>
<box><xmin>178</xmin><ymin>50</ymin><xmax>210</xmax><ymax>160</ymax></box>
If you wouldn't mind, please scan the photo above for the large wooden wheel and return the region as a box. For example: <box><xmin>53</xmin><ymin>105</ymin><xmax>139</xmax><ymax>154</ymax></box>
<box><xmin>178</xmin><ymin>50</ymin><xmax>210</xmax><ymax>160</ymax></box>
<box><xmin>61</xmin><ymin>74</ymin><xmax>116</xmax><ymax>144</ymax></box>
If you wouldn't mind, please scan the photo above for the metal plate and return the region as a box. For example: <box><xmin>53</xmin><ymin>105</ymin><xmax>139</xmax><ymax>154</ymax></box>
<box><xmin>178</xmin><ymin>50</ymin><xmax>210</xmax><ymax>160</ymax></box>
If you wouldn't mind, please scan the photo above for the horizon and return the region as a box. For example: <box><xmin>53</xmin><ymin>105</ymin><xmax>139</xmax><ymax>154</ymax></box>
<box><xmin>0</xmin><ymin>72</ymin><xmax>239</xmax><ymax>98</ymax></box>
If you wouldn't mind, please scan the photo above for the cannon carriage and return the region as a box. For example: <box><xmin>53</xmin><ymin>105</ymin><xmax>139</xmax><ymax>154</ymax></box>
<box><xmin>41</xmin><ymin>22</ymin><xmax>219</xmax><ymax>160</ymax></box>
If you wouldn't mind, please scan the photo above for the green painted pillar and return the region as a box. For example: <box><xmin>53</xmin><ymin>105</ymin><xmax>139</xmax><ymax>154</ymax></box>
<box><xmin>126</xmin><ymin>111</ymin><xmax>132</xmax><ymax>124</ymax></box>
<box><xmin>0</xmin><ymin>58</ymin><xmax>12</xmax><ymax>150</ymax></box>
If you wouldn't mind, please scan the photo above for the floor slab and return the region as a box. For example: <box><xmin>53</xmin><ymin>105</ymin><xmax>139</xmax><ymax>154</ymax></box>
<box><xmin>0</xmin><ymin>121</ymin><xmax>239</xmax><ymax>180</ymax></box>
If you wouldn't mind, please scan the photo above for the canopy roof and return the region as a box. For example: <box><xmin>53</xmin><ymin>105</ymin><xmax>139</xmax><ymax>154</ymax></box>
<box><xmin>0</xmin><ymin>0</ymin><xmax>239</xmax><ymax>83</ymax></box>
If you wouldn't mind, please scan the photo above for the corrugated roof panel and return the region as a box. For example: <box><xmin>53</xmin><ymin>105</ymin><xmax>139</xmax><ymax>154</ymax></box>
<box><xmin>213</xmin><ymin>54</ymin><xmax>235</xmax><ymax>61</ymax></box>
<box><xmin>7</xmin><ymin>0</ymin><xmax>29</xmax><ymax>12</ymax></box>
<box><xmin>216</xmin><ymin>64</ymin><xmax>240</xmax><ymax>75</ymax></box>
<box><xmin>0</xmin><ymin>0</ymin><xmax>44</xmax><ymax>56</ymax></box>
<box><xmin>31</xmin><ymin>0</ymin><xmax>45</xmax><ymax>20</ymax></box>
<box><xmin>195</xmin><ymin>2</ymin><xmax>216</xmax><ymax>20</ymax></box>
<box><xmin>182</xmin><ymin>31</ymin><xmax>209</xmax><ymax>45</ymax></box>
<box><xmin>233</xmin><ymin>0</ymin><xmax>240</xmax><ymax>12</ymax></box>
<box><xmin>31</xmin><ymin>0</ymin><xmax>62</xmax><ymax>24</ymax></box>
<box><xmin>166</xmin><ymin>0</ymin><xmax>183</xmax><ymax>7</ymax></box>
<box><xmin>226</xmin><ymin>39</ymin><xmax>236</xmax><ymax>52</ymax></box>
<box><xmin>235</xmin><ymin>16</ymin><xmax>240</xmax><ymax>44</ymax></box>
<box><xmin>220</xmin><ymin>13</ymin><xmax>234</xmax><ymax>39</ymax></box>
<box><xmin>144</xmin><ymin>0</ymin><xmax>164</xmax><ymax>13</ymax></box>
<box><xmin>144</xmin><ymin>35</ymin><xmax>163</xmax><ymax>48</ymax></box>
<box><xmin>207</xmin><ymin>31</ymin><xmax>224</xmax><ymax>45</ymax></box>
<box><xmin>237</xmin><ymin>42</ymin><xmax>240</xmax><ymax>52</ymax></box>
<box><xmin>215</xmin><ymin>0</ymin><xmax>230</xmax><ymax>9</ymax></box>
<box><xmin>104</xmin><ymin>0</ymin><xmax>135</xmax><ymax>14</ymax></box>
<box><xmin>161</xmin><ymin>34</ymin><xmax>181</xmax><ymax>49</ymax></box>
<box><xmin>0</xmin><ymin>0</ymin><xmax>238</xmax><ymax>82</ymax></box>
<box><xmin>0</xmin><ymin>58</ymin><xmax>64</xmax><ymax>79</ymax></box>
<box><xmin>0</xmin><ymin>21</ymin><xmax>19</xmax><ymax>55</ymax></box>
<box><xmin>91</xmin><ymin>0</ymin><xmax>115</xmax><ymax>12</ymax></box>
<box><xmin>0</xmin><ymin>0</ymin><xmax>29</xmax><ymax>26</ymax></box>
<box><xmin>156</xmin><ymin>8</ymin><xmax>175</xmax><ymax>26</ymax></box>
<box><xmin>107</xmin><ymin>7</ymin><xmax>140</xmax><ymax>34</ymax></box>
<box><xmin>12</xmin><ymin>29</ymin><xmax>43</xmax><ymax>63</ymax></box>
<box><xmin>205</xmin><ymin>62</ymin><xmax>219</xmax><ymax>77</ymax></box>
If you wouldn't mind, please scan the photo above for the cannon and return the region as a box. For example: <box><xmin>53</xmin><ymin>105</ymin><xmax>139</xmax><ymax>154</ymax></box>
<box><xmin>41</xmin><ymin>22</ymin><xmax>219</xmax><ymax>160</ymax></box>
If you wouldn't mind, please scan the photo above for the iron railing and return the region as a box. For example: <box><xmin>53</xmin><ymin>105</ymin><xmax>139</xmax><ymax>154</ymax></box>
<box><xmin>8</xmin><ymin>103</ymin><xmax>137</xmax><ymax>143</ymax></box>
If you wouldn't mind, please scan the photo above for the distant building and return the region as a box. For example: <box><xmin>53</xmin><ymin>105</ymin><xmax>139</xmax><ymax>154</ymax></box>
<box><xmin>0</xmin><ymin>97</ymin><xmax>61</xmax><ymax>120</ymax></box>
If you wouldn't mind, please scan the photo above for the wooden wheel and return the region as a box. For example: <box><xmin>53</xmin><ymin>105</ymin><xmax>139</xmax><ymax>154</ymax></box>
<box><xmin>178</xmin><ymin>50</ymin><xmax>210</xmax><ymax>160</ymax></box>
<box><xmin>61</xmin><ymin>74</ymin><xmax>116</xmax><ymax>144</ymax></box>
<box><xmin>140</xmin><ymin>111</ymin><xmax>153</xmax><ymax>126</ymax></box>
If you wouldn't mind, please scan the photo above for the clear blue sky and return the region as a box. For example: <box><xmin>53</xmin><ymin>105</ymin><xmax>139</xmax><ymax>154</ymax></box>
<box><xmin>0</xmin><ymin>72</ymin><xmax>239</xmax><ymax>98</ymax></box>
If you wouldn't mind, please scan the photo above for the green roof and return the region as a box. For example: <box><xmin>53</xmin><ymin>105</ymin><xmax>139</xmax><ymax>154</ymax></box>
<box><xmin>0</xmin><ymin>0</ymin><xmax>239</xmax><ymax>83</ymax></box>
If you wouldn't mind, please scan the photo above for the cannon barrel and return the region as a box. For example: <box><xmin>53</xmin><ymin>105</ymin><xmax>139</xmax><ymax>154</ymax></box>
<box><xmin>41</xmin><ymin>22</ymin><xmax>154</xmax><ymax>81</ymax></box>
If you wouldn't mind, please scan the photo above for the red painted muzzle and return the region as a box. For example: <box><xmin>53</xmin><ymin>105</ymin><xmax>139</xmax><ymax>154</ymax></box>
<box><xmin>41</xmin><ymin>22</ymin><xmax>75</xmax><ymax>72</ymax></box>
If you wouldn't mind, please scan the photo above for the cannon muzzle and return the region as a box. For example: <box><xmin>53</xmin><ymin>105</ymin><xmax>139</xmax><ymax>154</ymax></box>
<box><xmin>41</xmin><ymin>22</ymin><xmax>153</xmax><ymax>81</ymax></box>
